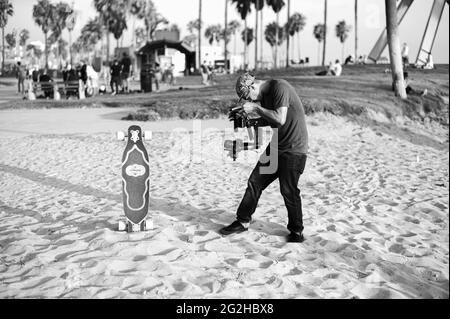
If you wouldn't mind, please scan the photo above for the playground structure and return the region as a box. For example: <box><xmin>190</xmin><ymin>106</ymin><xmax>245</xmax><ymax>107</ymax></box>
<box><xmin>368</xmin><ymin>0</ymin><xmax>449</xmax><ymax>66</ymax></box>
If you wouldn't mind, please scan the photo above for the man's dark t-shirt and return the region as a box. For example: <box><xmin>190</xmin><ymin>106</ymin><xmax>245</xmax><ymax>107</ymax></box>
<box><xmin>260</xmin><ymin>79</ymin><xmax>308</xmax><ymax>155</ymax></box>
<box><xmin>121</xmin><ymin>57</ymin><xmax>132</xmax><ymax>74</ymax></box>
<box><xmin>111</xmin><ymin>63</ymin><xmax>122</xmax><ymax>78</ymax></box>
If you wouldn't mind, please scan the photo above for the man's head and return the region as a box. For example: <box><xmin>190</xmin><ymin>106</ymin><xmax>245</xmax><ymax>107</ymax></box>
<box><xmin>123</xmin><ymin>52</ymin><xmax>128</xmax><ymax>57</ymax></box>
<box><xmin>17</xmin><ymin>62</ymin><xmax>21</xmax><ymax>66</ymax></box>
<box><xmin>235</xmin><ymin>72</ymin><xmax>260</xmax><ymax>102</ymax></box>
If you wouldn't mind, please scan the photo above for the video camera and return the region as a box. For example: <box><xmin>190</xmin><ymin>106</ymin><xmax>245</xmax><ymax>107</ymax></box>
<box><xmin>224</xmin><ymin>104</ymin><xmax>271</xmax><ymax>161</ymax></box>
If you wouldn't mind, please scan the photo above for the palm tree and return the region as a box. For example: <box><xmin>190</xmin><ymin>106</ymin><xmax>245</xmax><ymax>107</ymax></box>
<box><xmin>228</xmin><ymin>20</ymin><xmax>241</xmax><ymax>56</ymax></box>
<box><xmin>265</xmin><ymin>21</ymin><xmax>285</xmax><ymax>67</ymax></box>
<box><xmin>81</xmin><ymin>17</ymin><xmax>103</xmax><ymax>55</ymax></box>
<box><xmin>266</xmin><ymin>0</ymin><xmax>285</xmax><ymax>68</ymax></box>
<box><xmin>313</xmin><ymin>23</ymin><xmax>325</xmax><ymax>65</ymax></box>
<box><xmin>51</xmin><ymin>2</ymin><xmax>72</xmax><ymax>69</ymax></box>
<box><xmin>129</xmin><ymin>0</ymin><xmax>145</xmax><ymax>47</ymax></box>
<box><xmin>5</xmin><ymin>30</ymin><xmax>15</xmax><ymax>57</ymax></box>
<box><xmin>335</xmin><ymin>20</ymin><xmax>352</xmax><ymax>62</ymax></box>
<box><xmin>65</xmin><ymin>6</ymin><xmax>76</xmax><ymax>65</ymax></box>
<box><xmin>231</xmin><ymin>0</ymin><xmax>252</xmax><ymax>69</ymax></box>
<box><xmin>19</xmin><ymin>29</ymin><xmax>29</xmax><ymax>47</ymax></box>
<box><xmin>33</xmin><ymin>0</ymin><xmax>55</xmax><ymax>69</ymax></box>
<box><xmin>135</xmin><ymin>27</ymin><xmax>146</xmax><ymax>47</ymax></box>
<box><xmin>322</xmin><ymin>0</ymin><xmax>328</xmax><ymax>66</ymax></box>
<box><xmin>241</xmin><ymin>27</ymin><xmax>254</xmax><ymax>48</ymax></box>
<box><xmin>19</xmin><ymin>29</ymin><xmax>29</xmax><ymax>58</ymax></box>
<box><xmin>109</xmin><ymin>11</ymin><xmax>128</xmax><ymax>50</ymax></box>
<box><xmin>286</xmin><ymin>12</ymin><xmax>306</xmax><ymax>63</ymax></box>
<box><xmin>252</xmin><ymin>0</ymin><xmax>264</xmax><ymax>70</ymax></box>
<box><xmin>187</xmin><ymin>19</ymin><xmax>202</xmax><ymax>68</ymax></box>
<box><xmin>0</xmin><ymin>0</ymin><xmax>14</xmax><ymax>74</ymax></box>
<box><xmin>93</xmin><ymin>0</ymin><xmax>128</xmax><ymax>63</ymax></box>
<box><xmin>385</xmin><ymin>0</ymin><xmax>406</xmax><ymax>98</ymax></box>
<box><xmin>205</xmin><ymin>24</ymin><xmax>223</xmax><ymax>45</ymax></box>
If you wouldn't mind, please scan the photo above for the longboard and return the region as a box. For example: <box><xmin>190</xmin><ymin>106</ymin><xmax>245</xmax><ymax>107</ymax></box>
<box><xmin>117</xmin><ymin>125</ymin><xmax>152</xmax><ymax>232</ymax></box>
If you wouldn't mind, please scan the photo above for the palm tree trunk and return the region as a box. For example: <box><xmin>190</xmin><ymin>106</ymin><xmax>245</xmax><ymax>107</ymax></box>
<box><xmin>297</xmin><ymin>32</ymin><xmax>301</xmax><ymax>62</ymax></box>
<box><xmin>106</xmin><ymin>32</ymin><xmax>110</xmax><ymax>64</ymax></box>
<box><xmin>255</xmin><ymin>2</ymin><xmax>259</xmax><ymax>70</ymax></box>
<box><xmin>244</xmin><ymin>17</ymin><xmax>247</xmax><ymax>69</ymax></box>
<box><xmin>275</xmin><ymin>12</ymin><xmax>279</xmax><ymax>69</ymax></box>
<box><xmin>385</xmin><ymin>0</ymin><xmax>406</xmax><ymax>99</ymax></box>
<box><xmin>286</xmin><ymin>0</ymin><xmax>290</xmax><ymax>68</ymax></box>
<box><xmin>1</xmin><ymin>27</ymin><xmax>4</xmax><ymax>75</ymax></box>
<box><xmin>342</xmin><ymin>43</ymin><xmax>344</xmax><ymax>62</ymax></box>
<box><xmin>198</xmin><ymin>0</ymin><xmax>202</xmax><ymax>70</ymax></box>
<box><xmin>355</xmin><ymin>0</ymin><xmax>358</xmax><ymax>60</ymax></box>
<box><xmin>224</xmin><ymin>0</ymin><xmax>228</xmax><ymax>73</ymax></box>
<box><xmin>322</xmin><ymin>0</ymin><xmax>327</xmax><ymax>66</ymax></box>
<box><xmin>69</xmin><ymin>31</ymin><xmax>73</xmax><ymax>66</ymax></box>
<box><xmin>260</xmin><ymin>8</ymin><xmax>263</xmax><ymax>65</ymax></box>
<box><xmin>45</xmin><ymin>32</ymin><xmax>48</xmax><ymax>69</ymax></box>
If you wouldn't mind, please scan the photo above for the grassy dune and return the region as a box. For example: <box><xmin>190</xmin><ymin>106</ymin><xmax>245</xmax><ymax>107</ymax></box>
<box><xmin>1</xmin><ymin>64</ymin><xmax>448</xmax><ymax>126</ymax></box>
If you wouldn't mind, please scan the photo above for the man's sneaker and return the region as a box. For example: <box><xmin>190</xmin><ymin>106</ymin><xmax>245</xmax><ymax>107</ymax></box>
<box><xmin>287</xmin><ymin>232</ymin><xmax>304</xmax><ymax>243</ymax></box>
<box><xmin>219</xmin><ymin>220</ymin><xmax>248</xmax><ymax>235</ymax></box>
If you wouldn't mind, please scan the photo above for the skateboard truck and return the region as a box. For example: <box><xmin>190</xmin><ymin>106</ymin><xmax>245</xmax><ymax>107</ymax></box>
<box><xmin>117</xmin><ymin>126</ymin><xmax>153</xmax><ymax>232</ymax></box>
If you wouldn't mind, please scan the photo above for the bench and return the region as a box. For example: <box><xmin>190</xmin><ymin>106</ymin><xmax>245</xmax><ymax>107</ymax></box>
<box><xmin>28</xmin><ymin>80</ymin><xmax>87</xmax><ymax>100</ymax></box>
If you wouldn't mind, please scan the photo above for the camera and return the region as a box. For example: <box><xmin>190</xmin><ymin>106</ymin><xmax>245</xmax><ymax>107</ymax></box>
<box><xmin>225</xmin><ymin>104</ymin><xmax>270</xmax><ymax>161</ymax></box>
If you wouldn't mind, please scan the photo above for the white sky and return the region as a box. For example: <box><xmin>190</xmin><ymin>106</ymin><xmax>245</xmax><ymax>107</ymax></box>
<box><xmin>6</xmin><ymin>0</ymin><xmax>450</xmax><ymax>65</ymax></box>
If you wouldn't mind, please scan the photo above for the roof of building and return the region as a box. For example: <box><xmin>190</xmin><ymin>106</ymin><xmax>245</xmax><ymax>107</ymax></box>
<box><xmin>136</xmin><ymin>40</ymin><xmax>195</xmax><ymax>56</ymax></box>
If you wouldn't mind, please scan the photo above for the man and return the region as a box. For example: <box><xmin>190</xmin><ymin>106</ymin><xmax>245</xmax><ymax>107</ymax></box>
<box><xmin>220</xmin><ymin>73</ymin><xmax>309</xmax><ymax>243</ymax></box>
<box><xmin>110</xmin><ymin>59</ymin><xmax>122</xmax><ymax>95</ymax></box>
<box><xmin>401</xmin><ymin>42</ymin><xmax>409</xmax><ymax>69</ymax></box>
<box><xmin>201</xmin><ymin>60</ymin><xmax>209</xmax><ymax>85</ymax></box>
<box><xmin>120</xmin><ymin>52</ymin><xmax>132</xmax><ymax>93</ymax></box>
<box><xmin>16</xmin><ymin>62</ymin><xmax>27</xmax><ymax>95</ymax></box>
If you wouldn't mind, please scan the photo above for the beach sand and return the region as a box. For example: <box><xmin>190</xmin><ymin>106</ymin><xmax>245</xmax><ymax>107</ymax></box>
<box><xmin>0</xmin><ymin>111</ymin><xmax>448</xmax><ymax>299</ymax></box>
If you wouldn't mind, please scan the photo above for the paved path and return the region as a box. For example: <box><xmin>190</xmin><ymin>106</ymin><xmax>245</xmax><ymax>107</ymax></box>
<box><xmin>0</xmin><ymin>107</ymin><xmax>229</xmax><ymax>137</ymax></box>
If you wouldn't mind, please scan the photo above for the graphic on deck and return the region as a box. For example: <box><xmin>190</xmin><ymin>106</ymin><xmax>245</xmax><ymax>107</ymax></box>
<box><xmin>122</xmin><ymin>145</ymin><xmax>150</xmax><ymax>212</ymax></box>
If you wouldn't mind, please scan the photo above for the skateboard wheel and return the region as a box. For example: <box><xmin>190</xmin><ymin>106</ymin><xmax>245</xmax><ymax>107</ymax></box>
<box><xmin>131</xmin><ymin>223</ymin><xmax>140</xmax><ymax>232</ymax></box>
<box><xmin>117</xmin><ymin>131</ymin><xmax>126</xmax><ymax>141</ymax></box>
<box><xmin>118</xmin><ymin>221</ymin><xmax>126</xmax><ymax>231</ymax></box>
<box><xmin>145</xmin><ymin>219</ymin><xmax>154</xmax><ymax>231</ymax></box>
<box><xmin>143</xmin><ymin>131</ymin><xmax>152</xmax><ymax>141</ymax></box>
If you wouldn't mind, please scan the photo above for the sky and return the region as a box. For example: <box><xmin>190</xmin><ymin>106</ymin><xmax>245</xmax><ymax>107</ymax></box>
<box><xmin>5</xmin><ymin>0</ymin><xmax>450</xmax><ymax>65</ymax></box>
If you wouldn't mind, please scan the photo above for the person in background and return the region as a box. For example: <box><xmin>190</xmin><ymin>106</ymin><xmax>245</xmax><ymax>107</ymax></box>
<box><xmin>16</xmin><ymin>61</ymin><xmax>27</xmax><ymax>95</ymax></box>
<box><xmin>120</xmin><ymin>52</ymin><xmax>132</xmax><ymax>93</ymax></box>
<box><xmin>110</xmin><ymin>58</ymin><xmax>122</xmax><ymax>95</ymax></box>
<box><xmin>401</xmin><ymin>42</ymin><xmax>409</xmax><ymax>69</ymax></box>
<box><xmin>153</xmin><ymin>62</ymin><xmax>162</xmax><ymax>92</ymax></box>
<box><xmin>329</xmin><ymin>59</ymin><xmax>342</xmax><ymax>76</ymax></box>
<box><xmin>200</xmin><ymin>60</ymin><xmax>209</xmax><ymax>85</ymax></box>
<box><xmin>39</xmin><ymin>69</ymin><xmax>54</xmax><ymax>99</ymax></box>
<box><xmin>344</xmin><ymin>55</ymin><xmax>354</xmax><ymax>65</ymax></box>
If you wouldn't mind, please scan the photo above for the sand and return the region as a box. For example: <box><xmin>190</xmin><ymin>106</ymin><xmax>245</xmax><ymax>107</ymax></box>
<box><xmin>0</xmin><ymin>109</ymin><xmax>448</xmax><ymax>299</ymax></box>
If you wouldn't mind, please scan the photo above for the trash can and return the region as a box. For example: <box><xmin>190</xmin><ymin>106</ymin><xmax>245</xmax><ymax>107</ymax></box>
<box><xmin>140</xmin><ymin>64</ymin><xmax>153</xmax><ymax>93</ymax></box>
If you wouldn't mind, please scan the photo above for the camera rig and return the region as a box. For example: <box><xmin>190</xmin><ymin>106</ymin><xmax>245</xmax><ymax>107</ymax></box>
<box><xmin>224</xmin><ymin>104</ymin><xmax>271</xmax><ymax>161</ymax></box>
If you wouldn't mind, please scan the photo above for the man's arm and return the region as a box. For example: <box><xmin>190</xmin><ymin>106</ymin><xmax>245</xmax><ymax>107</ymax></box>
<box><xmin>243</xmin><ymin>102</ymin><xmax>288</xmax><ymax>126</ymax></box>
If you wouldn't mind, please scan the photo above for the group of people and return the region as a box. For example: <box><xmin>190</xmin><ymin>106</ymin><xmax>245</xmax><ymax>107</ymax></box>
<box><xmin>200</xmin><ymin>60</ymin><xmax>216</xmax><ymax>85</ymax></box>
<box><xmin>315</xmin><ymin>59</ymin><xmax>343</xmax><ymax>77</ymax></box>
<box><xmin>108</xmin><ymin>52</ymin><xmax>133</xmax><ymax>95</ymax></box>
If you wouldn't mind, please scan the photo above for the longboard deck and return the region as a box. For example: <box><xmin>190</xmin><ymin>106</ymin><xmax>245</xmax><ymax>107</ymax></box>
<box><xmin>120</xmin><ymin>125</ymin><xmax>150</xmax><ymax>229</ymax></box>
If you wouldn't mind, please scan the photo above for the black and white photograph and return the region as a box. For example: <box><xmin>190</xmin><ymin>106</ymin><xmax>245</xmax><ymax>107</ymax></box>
<box><xmin>0</xmin><ymin>0</ymin><xmax>448</xmax><ymax>302</ymax></box>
